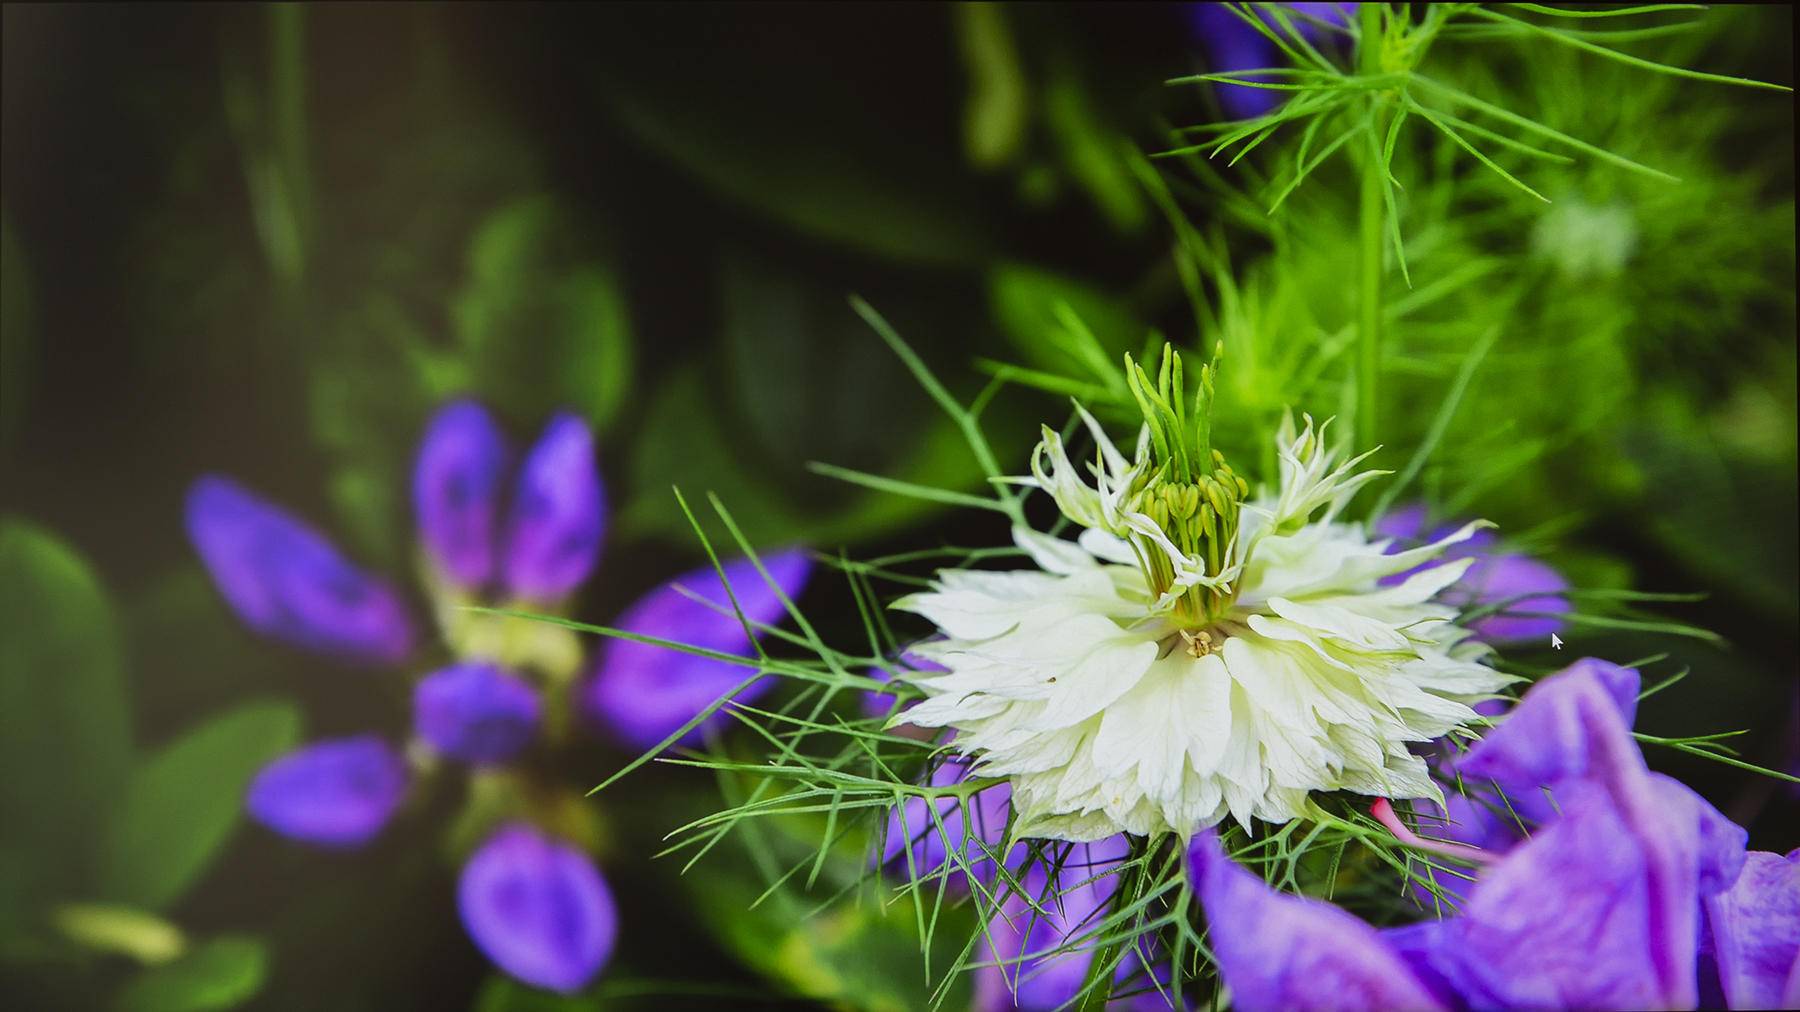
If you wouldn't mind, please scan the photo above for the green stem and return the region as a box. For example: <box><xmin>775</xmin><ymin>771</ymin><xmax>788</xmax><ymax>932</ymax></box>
<box><xmin>268</xmin><ymin>4</ymin><xmax>309</xmax><ymax>292</ymax></box>
<box><xmin>1356</xmin><ymin>3</ymin><xmax>1385</xmax><ymax>455</ymax></box>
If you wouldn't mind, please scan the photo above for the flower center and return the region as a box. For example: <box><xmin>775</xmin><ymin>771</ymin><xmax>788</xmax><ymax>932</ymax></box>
<box><xmin>1124</xmin><ymin>345</ymin><xmax>1249</xmax><ymax>628</ymax></box>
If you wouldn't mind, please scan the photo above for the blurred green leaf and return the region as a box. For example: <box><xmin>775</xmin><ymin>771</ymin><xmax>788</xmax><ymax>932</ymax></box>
<box><xmin>955</xmin><ymin>4</ymin><xmax>1030</xmax><ymax>170</ymax></box>
<box><xmin>1043</xmin><ymin>66</ymin><xmax>1148</xmax><ymax>235</ymax></box>
<box><xmin>622</xmin><ymin>364</ymin><xmax>806</xmax><ymax>549</ymax></box>
<box><xmin>53</xmin><ymin>903</ymin><xmax>187</xmax><ymax>965</ymax></box>
<box><xmin>625</xmin><ymin>354</ymin><xmax>1027</xmax><ymax>551</ymax></box>
<box><xmin>99</xmin><ymin>700</ymin><xmax>301</xmax><ymax>912</ymax></box>
<box><xmin>988</xmin><ymin>261</ymin><xmax>1142</xmax><ymax>376</ymax></box>
<box><xmin>1627</xmin><ymin>408</ymin><xmax>1799</xmax><ymax>622</ymax></box>
<box><xmin>452</xmin><ymin>195</ymin><xmax>634</xmax><ymax>432</ymax></box>
<box><xmin>113</xmin><ymin>935</ymin><xmax>266</xmax><ymax>1012</ymax></box>
<box><xmin>683</xmin><ymin>862</ymin><xmax>969</xmax><ymax>1012</ymax></box>
<box><xmin>471</xmin><ymin>977</ymin><xmax>617</xmax><ymax>1012</ymax></box>
<box><xmin>590</xmin><ymin>10</ymin><xmax>994</xmax><ymax>267</ymax></box>
<box><xmin>719</xmin><ymin>255</ymin><xmax>932</xmax><ymax>471</ymax></box>
<box><xmin>0</xmin><ymin>520</ymin><xmax>131</xmax><ymax>920</ymax></box>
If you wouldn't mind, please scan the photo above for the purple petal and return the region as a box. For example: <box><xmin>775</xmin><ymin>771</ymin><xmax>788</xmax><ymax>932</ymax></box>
<box><xmin>186</xmin><ymin>476</ymin><xmax>414</xmax><ymax>664</ymax></box>
<box><xmin>246</xmin><ymin>735</ymin><xmax>409</xmax><ymax>848</ymax></box>
<box><xmin>978</xmin><ymin>836</ymin><xmax>1157</xmax><ymax>1012</ymax></box>
<box><xmin>413</xmin><ymin>662</ymin><xmax>542</xmax><ymax>765</ymax></box>
<box><xmin>1190</xmin><ymin>3</ymin><xmax>1358</xmax><ymax>121</ymax></box>
<box><xmin>1706</xmin><ymin>849</ymin><xmax>1800</xmax><ymax>1010</ymax></box>
<box><xmin>414</xmin><ymin>400</ymin><xmax>510</xmax><ymax>591</ymax></box>
<box><xmin>1184</xmin><ymin>832</ymin><xmax>1446</xmax><ymax>1012</ymax></box>
<box><xmin>1371</xmin><ymin>502</ymin><xmax>1428</xmax><ymax>543</ymax></box>
<box><xmin>1189</xmin><ymin>3</ymin><xmax>1281</xmax><ymax>120</ymax></box>
<box><xmin>879</xmin><ymin>756</ymin><xmax>1011</xmax><ymax>894</ymax></box>
<box><xmin>1428</xmin><ymin>778</ymin><xmax>1713</xmax><ymax>1010</ymax></box>
<box><xmin>1427</xmin><ymin>661</ymin><xmax>1747</xmax><ymax>1011</ymax></box>
<box><xmin>583</xmin><ymin>550</ymin><xmax>813</xmax><ymax>751</ymax></box>
<box><xmin>458</xmin><ymin>823</ymin><xmax>617</xmax><ymax>993</ymax></box>
<box><xmin>1454</xmin><ymin>657</ymin><xmax>1643</xmax><ymax>828</ymax></box>
<box><xmin>1458</xmin><ymin>553</ymin><xmax>1570</xmax><ymax>643</ymax></box>
<box><xmin>501</xmin><ymin>413</ymin><xmax>605</xmax><ymax>602</ymax></box>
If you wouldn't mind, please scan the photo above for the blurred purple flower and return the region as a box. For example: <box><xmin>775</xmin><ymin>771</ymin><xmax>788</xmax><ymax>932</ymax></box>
<box><xmin>1190</xmin><ymin>3</ymin><xmax>1357</xmax><ymax>120</ymax></box>
<box><xmin>878</xmin><ymin>755</ymin><xmax>1011</xmax><ymax>894</ymax></box>
<box><xmin>974</xmin><ymin>835</ymin><xmax>1170</xmax><ymax>1011</ymax></box>
<box><xmin>413</xmin><ymin>662</ymin><xmax>543</xmax><ymax>765</ymax></box>
<box><xmin>413</xmin><ymin>400</ymin><xmax>511</xmax><ymax>591</ymax></box>
<box><xmin>245</xmin><ymin>735</ymin><xmax>410</xmax><ymax>848</ymax></box>
<box><xmin>199</xmin><ymin>399</ymin><xmax>816</xmax><ymax>993</ymax></box>
<box><xmin>1373</xmin><ymin>503</ymin><xmax>1570</xmax><ymax>645</ymax></box>
<box><xmin>186</xmin><ymin>476</ymin><xmax>416</xmax><ymax>665</ymax></box>
<box><xmin>1188</xmin><ymin>657</ymin><xmax>1797</xmax><ymax>1011</ymax></box>
<box><xmin>582</xmin><ymin>550</ymin><xmax>813</xmax><ymax>751</ymax></box>
<box><xmin>458</xmin><ymin>822</ymin><xmax>617</xmax><ymax>994</ymax></box>
<box><xmin>498</xmin><ymin>413</ymin><xmax>606</xmax><ymax>602</ymax></box>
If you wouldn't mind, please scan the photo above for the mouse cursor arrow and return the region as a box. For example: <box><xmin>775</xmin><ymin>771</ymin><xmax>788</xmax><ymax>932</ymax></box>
<box><xmin>1550</xmin><ymin>633</ymin><xmax>1564</xmax><ymax>650</ymax></box>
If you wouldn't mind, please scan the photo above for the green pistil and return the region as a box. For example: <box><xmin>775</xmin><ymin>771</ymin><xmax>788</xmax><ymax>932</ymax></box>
<box><xmin>1123</xmin><ymin>344</ymin><xmax>1248</xmax><ymax>627</ymax></box>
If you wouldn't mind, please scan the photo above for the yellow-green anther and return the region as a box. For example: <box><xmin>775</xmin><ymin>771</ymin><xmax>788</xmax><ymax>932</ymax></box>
<box><xmin>1204</xmin><ymin>479</ymin><xmax>1231</xmax><ymax>518</ymax></box>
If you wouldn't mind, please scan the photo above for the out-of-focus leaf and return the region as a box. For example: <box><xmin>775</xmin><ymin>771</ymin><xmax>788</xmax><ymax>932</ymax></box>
<box><xmin>471</xmin><ymin>977</ymin><xmax>617</xmax><ymax>1012</ymax></box>
<box><xmin>452</xmin><ymin>195</ymin><xmax>634</xmax><ymax>433</ymax></box>
<box><xmin>124</xmin><ymin>571</ymin><xmax>275</xmax><ymax>733</ymax></box>
<box><xmin>113</xmin><ymin>935</ymin><xmax>266</xmax><ymax>1012</ymax></box>
<box><xmin>622</xmin><ymin>364</ymin><xmax>807</xmax><ymax>549</ymax></box>
<box><xmin>1627</xmin><ymin>407</ymin><xmax>1799</xmax><ymax>622</ymax></box>
<box><xmin>988</xmin><ymin>261</ymin><xmax>1142</xmax><ymax>377</ymax></box>
<box><xmin>53</xmin><ymin>903</ymin><xmax>186</xmax><ymax>965</ymax></box>
<box><xmin>625</xmin><ymin>361</ymin><xmax>1029</xmax><ymax>551</ymax></box>
<box><xmin>682</xmin><ymin>861</ymin><xmax>970</xmax><ymax>1012</ymax></box>
<box><xmin>719</xmin><ymin>255</ymin><xmax>930</xmax><ymax>472</ymax></box>
<box><xmin>1043</xmin><ymin>66</ymin><xmax>1148</xmax><ymax>235</ymax></box>
<box><xmin>307</xmin><ymin>294</ymin><xmax>448</xmax><ymax>568</ymax></box>
<box><xmin>0</xmin><ymin>211</ymin><xmax>32</xmax><ymax>455</ymax></box>
<box><xmin>602</xmin><ymin>91</ymin><xmax>991</xmax><ymax>265</ymax></box>
<box><xmin>955</xmin><ymin>4</ymin><xmax>1029</xmax><ymax>170</ymax></box>
<box><xmin>589</xmin><ymin>7</ymin><xmax>993</xmax><ymax>267</ymax></box>
<box><xmin>99</xmin><ymin>701</ymin><xmax>301</xmax><ymax>912</ymax></box>
<box><xmin>0</xmin><ymin>520</ymin><xmax>130</xmax><ymax>921</ymax></box>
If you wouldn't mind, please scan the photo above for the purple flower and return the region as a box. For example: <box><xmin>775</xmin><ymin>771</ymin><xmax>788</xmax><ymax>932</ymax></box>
<box><xmin>186</xmin><ymin>476</ymin><xmax>416</xmax><ymax>665</ymax></box>
<box><xmin>499</xmin><ymin>413</ymin><xmax>606</xmax><ymax>602</ymax></box>
<box><xmin>1373</xmin><ymin>503</ymin><xmax>1570</xmax><ymax>645</ymax></box>
<box><xmin>1705</xmin><ymin>848</ymin><xmax>1800</xmax><ymax>1010</ymax></box>
<box><xmin>975</xmin><ymin>835</ymin><xmax>1169</xmax><ymax>1011</ymax></box>
<box><xmin>582</xmin><ymin>550</ymin><xmax>814</xmax><ymax>751</ymax></box>
<box><xmin>245</xmin><ymin>736</ymin><xmax>410</xmax><ymax>848</ymax></box>
<box><xmin>879</xmin><ymin>755</ymin><xmax>1011</xmax><ymax>894</ymax></box>
<box><xmin>1188</xmin><ymin>657</ymin><xmax>1794</xmax><ymax>1011</ymax></box>
<box><xmin>413</xmin><ymin>400</ymin><xmax>511</xmax><ymax>590</ymax></box>
<box><xmin>1187</xmin><ymin>832</ymin><xmax>1450</xmax><ymax>1012</ymax></box>
<box><xmin>458</xmin><ymin>823</ymin><xmax>617</xmax><ymax>994</ymax></box>
<box><xmin>413</xmin><ymin>662</ymin><xmax>543</xmax><ymax>765</ymax></box>
<box><xmin>414</xmin><ymin>401</ymin><xmax>606</xmax><ymax>602</ymax></box>
<box><xmin>1190</xmin><ymin>3</ymin><xmax>1357</xmax><ymax>120</ymax></box>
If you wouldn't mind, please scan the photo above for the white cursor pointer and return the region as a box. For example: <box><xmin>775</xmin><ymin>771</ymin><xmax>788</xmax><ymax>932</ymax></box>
<box><xmin>1550</xmin><ymin>633</ymin><xmax>1564</xmax><ymax>650</ymax></box>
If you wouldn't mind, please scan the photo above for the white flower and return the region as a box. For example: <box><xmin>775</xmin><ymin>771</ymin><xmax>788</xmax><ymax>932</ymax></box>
<box><xmin>893</xmin><ymin>413</ymin><xmax>1510</xmax><ymax>841</ymax></box>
